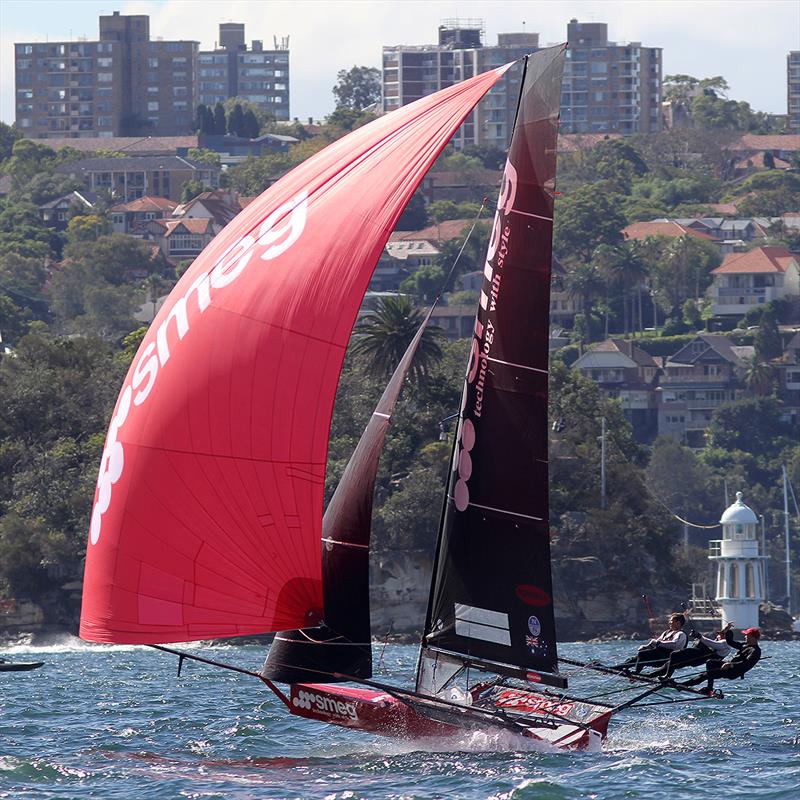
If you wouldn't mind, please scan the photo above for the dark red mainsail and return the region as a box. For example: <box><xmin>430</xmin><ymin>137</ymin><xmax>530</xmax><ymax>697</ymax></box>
<box><xmin>419</xmin><ymin>46</ymin><xmax>566</xmax><ymax>688</ymax></box>
<box><xmin>79</xmin><ymin>64</ymin><xmax>511</xmax><ymax>644</ymax></box>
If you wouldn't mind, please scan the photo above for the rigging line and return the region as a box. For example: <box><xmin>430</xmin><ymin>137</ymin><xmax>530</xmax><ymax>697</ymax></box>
<box><xmin>431</xmin><ymin>198</ymin><xmax>489</xmax><ymax>307</ymax></box>
<box><xmin>605</xmin><ymin>437</ymin><xmax>721</xmax><ymax>530</ymax></box>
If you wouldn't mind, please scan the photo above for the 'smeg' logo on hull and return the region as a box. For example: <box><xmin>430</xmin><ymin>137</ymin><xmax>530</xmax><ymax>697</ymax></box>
<box><xmin>291</xmin><ymin>689</ymin><xmax>358</xmax><ymax>721</ymax></box>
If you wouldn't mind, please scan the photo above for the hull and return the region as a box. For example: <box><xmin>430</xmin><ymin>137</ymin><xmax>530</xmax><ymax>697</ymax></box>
<box><xmin>0</xmin><ymin>661</ymin><xmax>43</xmax><ymax>672</ymax></box>
<box><xmin>286</xmin><ymin>683</ymin><xmax>611</xmax><ymax>751</ymax></box>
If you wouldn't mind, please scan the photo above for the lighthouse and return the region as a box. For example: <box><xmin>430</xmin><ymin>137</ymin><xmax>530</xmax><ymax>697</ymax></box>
<box><xmin>709</xmin><ymin>491</ymin><xmax>766</xmax><ymax>629</ymax></box>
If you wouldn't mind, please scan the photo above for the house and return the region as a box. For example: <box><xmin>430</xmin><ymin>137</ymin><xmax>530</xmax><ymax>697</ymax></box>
<box><xmin>143</xmin><ymin>217</ymin><xmax>222</xmax><ymax>262</ymax></box>
<box><xmin>622</xmin><ymin>219</ymin><xmax>715</xmax><ymax>243</ymax></box>
<box><xmin>389</xmin><ymin>218</ymin><xmax>474</xmax><ymax>244</ymax></box>
<box><xmin>171</xmin><ymin>190</ymin><xmax>243</xmax><ymax>226</ymax></box>
<box><xmin>55</xmin><ymin>155</ymin><xmax>220</xmax><ymax>202</ymax></box>
<box><xmin>657</xmin><ymin>335</ymin><xmax>752</xmax><ymax>447</ymax></box>
<box><xmin>708</xmin><ymin>246</ymin><xmax>800</xmax><ymax>316</ymax></box>
<box><xmin>572</xmin><ymin>338</ymin><xmax>661</xmax><ymax>440</ymax></box>
<box><xmin>110</xmin><ymin>196</ymin><xmax>177</xmax><ymax>234</ymax></box>
<box><xmin>430</xmin><ymin>305</ymin><xmax>476</xmax><ymax>341</ymax></box>
<box><xmin>370</xmin><ymin>240</ymin><xmax>440</xmax><ymax>292</ymax></box>
<box><xmin>38</xmin><ymin>190</ymin><xmax>98</xmax><ymax>230</ymax></box>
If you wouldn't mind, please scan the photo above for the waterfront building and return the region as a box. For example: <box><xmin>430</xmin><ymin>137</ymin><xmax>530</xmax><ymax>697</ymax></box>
<box><xmin>15</xmin><ymin>12</ymin><xmax>197</xmax><ymax>138</ymax></box>
<box><xmin>197</xmin><ymin>24</ymin><xmax>290</xmax><ymax>121</ymax></box>
<box><xmin>709</xmin><ymin>492</ymin><xmax>766</xmax><ymax>630</ymax></box>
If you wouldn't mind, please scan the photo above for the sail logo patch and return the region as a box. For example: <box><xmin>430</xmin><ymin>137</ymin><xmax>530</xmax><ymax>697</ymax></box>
<box><xmin>89</xmin><ymin>191</ymin><xmax>309</xmax><ymax>545</ymax></box>
<box><xmin>291</xmin><ymin>689</ymin><xmax>358</xmax><ymax>721</ymax></box>
<box><xmin>527</xmin><ymin>616</ymin><xmax>542</xmax><ymax>637</ymax></box>
<box><xmin>454</xmin><ymin>603</ymin><xmax>511</xmax><ymax>646</ymax></box>
<box><xmin>516</xmin><ymin>585</ymin><xmax>552</xmax><ymax>607</ymax></box>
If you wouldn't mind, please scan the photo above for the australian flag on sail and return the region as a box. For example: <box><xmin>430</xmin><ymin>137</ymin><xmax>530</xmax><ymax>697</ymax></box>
<box><xmin>421</xmin><ymin>46</ymin><xmax>566</xmax><ymax>685</ymax></box>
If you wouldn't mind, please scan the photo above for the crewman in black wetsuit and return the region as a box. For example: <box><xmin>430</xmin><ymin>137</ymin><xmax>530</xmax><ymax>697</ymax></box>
<box><xmin>681</xmin><ymin>627</ymin><xmax>762</xmax><ymax>695</ymax></box>
<box><xmin>611</xmin><ymin>613</ymin><xmax>688</xmax><ymax>674</ymax></box>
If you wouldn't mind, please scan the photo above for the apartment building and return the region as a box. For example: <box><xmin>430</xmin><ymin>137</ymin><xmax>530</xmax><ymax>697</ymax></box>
<box><xmin>198</xmin><ymin>24</ymin><xmax>290</xmax><ymax>121</ymax></box>
<box><xmin>383</xmin><ymin>21</ymin><xmax>540</xmax><ymax>149</ymax></box>
<box><xmin>561</xmin><ymin>20</ymin><xmax>662</xmax><ymax>135</ymax></box>
<box><xmin>15</xmin><ymin>12</ymin><xmax>197</xmax><ymax>138</ymax></box>
<box><xmin>382</xmin><ymin>19</ymin><xmax>662</xmax><ymax>147</ymax></box>
<box><xmin>15</xmin><ymin>14</ymin><xmax>290</xmax><ymax>139</ymax></box>
<box><xmin>789</xmin><ymin>51</ymin><xmax>800</xmax><ymax>134</ymax></box>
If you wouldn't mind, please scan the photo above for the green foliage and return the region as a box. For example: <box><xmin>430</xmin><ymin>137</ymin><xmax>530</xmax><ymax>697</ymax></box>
<box><xmin>66</xmin><ymin>214</ymin><xmax>110</xmax><ymax>244</ymax></box>
<box><xmin>753</xmin><ymin>311</ymin><xmax>782</xmax><ymax>360</ymax></box>
<box><xmin>461</xmin><ymin>144</ymin><xmax>507</xmax><ymax>170</ymax></box>
<box><xmin>332</xmin><ymin>66</ymin><xmax>381</xmax><ymax>110</ymax></box>
<box><xmin>395</xmin><ymin>190</ymin><xmax>429</xmax><ymax>231</ymax></box>
<box><xmin>323</xmin><ymin>107</ymin><xmax>378</xmax><ymax>133</ymax></box>
<box><xmin>707</xmin><ymin>397</ymin><xmax>793</xmax><ymax>453</ymax></box>
<box><xmin>186</xmin><ymin>148</ymin><xmax>221</xmax><ymax>168</ymax></box>
<box><xmin>225</xmin><ymin>152</ymin><xmax>294</xmax><ymax>195</ymax></box>
<box><xmin>351</xmin><ymin>294</ymin><xmax>444</xmax><ymax>383</ymax></box>
<box><xmin>428</xmin><ymin>200</ymin><xmax>481</xmax><ymax>222</ymax></box>
<box><xmin>180</xmin><ymin>179</ymin><xmax>206</xmax><ymax>203</ymax></box>
<box><xmin>0</xmin><ymin>122</ymin><xmax>22</xmax><ymax>163</ymax></box>
<box><xmin>553</xmin><ymin>183</ymin><xmax>626</xmax><ymax>263</ymax></box>
<box><xmin>227</xmin><ymin>103</ymin><xmax>245</xmax><ymax>137</ymax></box>
<box><xmin>213</xmin><ymin>103</ymin><xmax>226</xmax><ymax>135</ymax></box>
<box><xmin>586</xmin><ymin>139</ymin><xmax>649</xmax><ymax>193</ymax></box>
<box><xmin>399</xmin><ymin>264</ymin><xmax>446</xmax><ymax>303</ymax></box>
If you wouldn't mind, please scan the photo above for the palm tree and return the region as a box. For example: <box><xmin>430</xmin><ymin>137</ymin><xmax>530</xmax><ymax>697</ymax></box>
<box><xmin>743</xmin><ymin>355</ymin><xmax>777</xmax><ymax>397</ymax></box>
<box><xmin>565</xmin><ymin>261</ymin><xmax>604</xmax><ymax>343</ymax></box>
<box><xmin>351</xmin><ymin>294</ymin><xmax>444</xmax><ymax>382</ymax></box>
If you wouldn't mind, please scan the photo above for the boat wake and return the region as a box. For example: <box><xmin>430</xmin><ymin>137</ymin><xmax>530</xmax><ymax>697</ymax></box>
<box><xmin>1</xmin><ymin>633</ymin><xmax>142</xmax><ymax>654</ymax></box>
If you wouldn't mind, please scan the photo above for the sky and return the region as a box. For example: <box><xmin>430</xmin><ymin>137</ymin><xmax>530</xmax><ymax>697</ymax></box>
<box><xmin>2</xmin><ymin>0</ymin><xmax>799</xmax><ymax>125</ymax></box>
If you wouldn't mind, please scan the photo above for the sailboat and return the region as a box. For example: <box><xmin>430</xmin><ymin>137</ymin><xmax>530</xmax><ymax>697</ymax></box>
<box><xmin>79</xmin><ymin>47</ymin><xmax>717</xmax><ymax>751</ymax></box>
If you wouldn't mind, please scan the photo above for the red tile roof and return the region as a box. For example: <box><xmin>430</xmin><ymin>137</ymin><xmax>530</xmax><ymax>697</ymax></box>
<box><xmin>712</xmin><ymin>246</ymin><xmax>798</xmax><ymax>275</ymax></box>
<box><xmin>389</xmin><ymin>218</ymin><xmax>478</xmax><ymax>243</ymax></box>
<box><xmin>163</xmin><ymin>218</ymin><xmax>215</xmax><ymax>236</ymax></box>
<box><xmin>622</xmin><ymin>220</ymin><xmax>714</xmax><ymax>242</ymax></box>
<box><xmin>41</xmin><ymin>135</ymin><xmax>200</xmax><ymax>154</ymax></box>
<box><xmin>733</xmin><ymin>134</ymin><xmax>800</xmax><ymax>152</ymax></box>
<box><xmin>111</xmin><ymin>196</ymin><xmax>177</xmax><ymax>213</ymax></box>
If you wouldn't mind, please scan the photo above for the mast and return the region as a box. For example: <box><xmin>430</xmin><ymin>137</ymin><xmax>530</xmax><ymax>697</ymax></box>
<box><xmin>418</xmin><ymin>45</ymin><xmax>567</xmax><ymax>692</ymax></box>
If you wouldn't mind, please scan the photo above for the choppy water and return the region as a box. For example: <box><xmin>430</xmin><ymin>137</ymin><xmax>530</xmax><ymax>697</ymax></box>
<box><xmin>0</xmin><ymin>639</ymin><xmax>797</xmax><ymax>799</ymax></box>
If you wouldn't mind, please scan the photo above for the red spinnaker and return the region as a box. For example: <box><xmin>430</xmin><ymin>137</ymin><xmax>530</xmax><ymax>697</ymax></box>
<box><xmin>79</xmin><ymin>64</ymin><xmax>512</xmax><ymax>644</ymax></box>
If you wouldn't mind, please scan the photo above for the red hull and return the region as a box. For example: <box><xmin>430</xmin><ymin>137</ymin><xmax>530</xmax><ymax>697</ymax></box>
<box><xmin>285</xmin><ymin>683</ymin><xmax>612</xmax><ymax>751</ymax></box>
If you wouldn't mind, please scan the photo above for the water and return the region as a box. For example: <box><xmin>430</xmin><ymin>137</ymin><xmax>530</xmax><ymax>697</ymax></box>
<box><xmin>1</xmin><ymin>639</ymin><xmax>797</xmax><ymax>799</ymax></box>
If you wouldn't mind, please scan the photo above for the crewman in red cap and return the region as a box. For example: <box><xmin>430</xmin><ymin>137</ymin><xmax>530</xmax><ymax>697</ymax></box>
<box><xmin>681</xmin><ymin>626</ymin><xmax>762</xmax><ymax>695</ymax></box>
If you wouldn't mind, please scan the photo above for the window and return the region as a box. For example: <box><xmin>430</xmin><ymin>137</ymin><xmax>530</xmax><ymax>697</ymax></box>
<box><xmin>97</xmin><ymin>72</ymin><xmax>112</xmax><ymax>82</ymax></box>
<box><xmin>745</xmin><ymin>563</ymin><xmax>756</xmax><ymax>598</ymax></box>
<box><xmin>98</xmin><ymin>116</ymin><xmax>113</xmax><ymax>126</ymax></box>
<box><xmin>97</xmin><ymin>57</ymin><xmax>113</xmax><ymax>67</ymax></box>
<box><xmin>148</xmin><ymin>86</ymin><xmax>159</xmax><ymax>94</ymax></box>
<box><xmin>148</xmin><ymin>101</ymin><xmax>159</xmax><ymax>111</ymax></box>
<box><xmin>148</xmin><ymin>58</ymin><xmax>159</xmax><ymax>68</ymax></box>
<box><xmin>729</xmin><ymin>563</ymin><xmax>739</xmax><ymax>598</ymax></box>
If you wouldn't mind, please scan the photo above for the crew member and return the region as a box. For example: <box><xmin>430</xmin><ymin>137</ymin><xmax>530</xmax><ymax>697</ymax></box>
<box><xmin>681</xmin><ymin>627</ymin><xmax>762</xmax><ymax>695</ymax></box>
<box><xmin>612</xmin><ymin>613</ymin><xmax>688</xmax><ymax>674</ymax></box>
<box><xmin>650</xmin><ymin>622</ymin><xmax>733</xmax><ymax>679</ymax></box>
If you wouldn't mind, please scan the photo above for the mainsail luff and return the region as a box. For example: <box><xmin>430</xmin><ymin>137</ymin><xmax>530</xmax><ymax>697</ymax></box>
<box><xmin>79</xmin><ymin>64</ymin><xmax>512</xmax><ymax>645</ymax></box>
<box><xmin>419</xmin><ymin>46</ymin><xmax>566</xmax><ymax>685</ymax></box>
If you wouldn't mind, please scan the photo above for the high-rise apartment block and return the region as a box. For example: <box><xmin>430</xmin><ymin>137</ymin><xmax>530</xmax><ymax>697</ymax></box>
<box><xmin>14</xmin><ymin>13</ymin><xmax>290</xmax><ymax>139</ymax></box>
<box><xmin>562</xmin><ymin>19</ymin><xmax>661</xmax><ymax>135</ymax></box>
<box><xmin>198</xmin><ymin>24</ymin><xmax>290</xmax><ymax>121</ymax></box>
<box><xmin>789</xmin><ymin>51</ymin><xmax>800</xmax><ymax>134</ymax></box>
<box><xmin>382</xmin><ymin>19</ymin><xmax>662</xmax><ymax>147</ymax></box>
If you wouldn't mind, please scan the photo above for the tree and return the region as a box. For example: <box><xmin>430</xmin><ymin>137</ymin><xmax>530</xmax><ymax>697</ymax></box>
<box><xmin>395</xmin><ymin>190</ymin><xmax>429</xmax><ymax>231</ymax></box>
<box><xmin>186</xmin><ymin>148</ymin><xmax>221</xmax><ymax>168</ymax></box>
<box><xmin>0</xmin><ymin>122</ymin><xmax>22</xmax><ymax>163</ymax></box>
<box><xmin>3</xmin><ymin>139</ymin><xmax>57</xmax><ymax>190</ymax></box>
<box><xmin>648</xmin><ymin>234</ymin><xmax>721</xmax><ymax>317</ymax></box>
<box><xmin>180</xmin><ymin>179</ymin><xmax>206</xmax><ymax>203</ymax></box>
<box><xmin>553</xmin><ymin>183</ymin><xmax>626</xmax><ymax>263</ymax></box>
<box><xmin>332</xmin><ymin>66</ymin><xmax>381</xmax><ymax>110</ymax></box>
<box><xmin>461</xmin><ymin>144</ymin><xmax>507</xmax><ymax>170</ymax></box>
<box><xmin>65</xmin><ymin>214</ymin><xmax>110</xmax><ymax>244</ymax></box>
<box><xmin>351</xmin><ymin>294</ymin><xmax>444</xmax><ymax>382</ymax></box>
<box><xmin>399</xmin><ymin>264</ymin><xmax>446</xmax><ymax>303</ymax></box>
<box><xmin>243</xmin><ymin>109</ymin><xmax>260</xmax><ymax>139</ymax></box>
<box><xmin>754</xmin><ymin>310</ymin><xmax>782</xmax><ymax>360</ymax></box>
<box><xmin>743</xmin><ymin>356</ymin><xmax>777</xmax><ymax>397</ymax></box>
<box><xmin>213</xmin><ymin>103</ymin><xmax>227</xmax><ymax>135</ymax></box>
<box><xmin>324</xmin><ymin>107</ymin><xmax>378</xmax><ymax>132</ymax></box>
<box><xmin>228</xmin><ymin>103</ymin><xmax>245</xmax><ymax>137</ymax></box>
<box><xmin>62</xmin><ymin>233</ymin><xmax>158</xmax><ymax>283</ymax></box>
<box><xmin>564</xmin><ymin>261</ymin><xmax>604</xmax><ymax>342</ymax></box>
<box><xmin>194</xmin><ymin>104</ymin><xmax>210</xmax><ymax>134</ymax></box>
<box><xmin>586</xmin><ymin>138</ymin><xmax>648</xmax><ymax>194</ymax></box>
<box><xmin>707</xmin><ymin>397</ymin><xmax>792</xmax><ymax>453</ymax></box>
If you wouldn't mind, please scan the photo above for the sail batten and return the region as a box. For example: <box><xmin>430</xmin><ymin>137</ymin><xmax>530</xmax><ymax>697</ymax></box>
<box><xmin>80</xmin><ymin>63</ymin><xmax>512</xmax><ymax>645</ymax></box>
